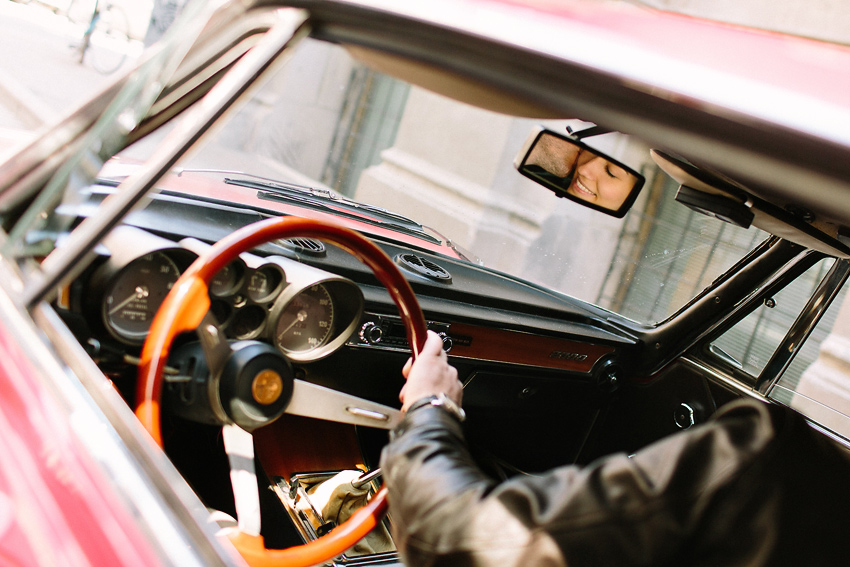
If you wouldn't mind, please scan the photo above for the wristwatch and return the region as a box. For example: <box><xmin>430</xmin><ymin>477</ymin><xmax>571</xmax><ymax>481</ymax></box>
<box><xmin>407</xmin><ymin>393</ymin><xmax>466</xmax><ymax>422</ymax></box>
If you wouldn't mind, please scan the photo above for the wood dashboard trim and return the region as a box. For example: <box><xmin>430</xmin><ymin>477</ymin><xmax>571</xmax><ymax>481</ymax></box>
<box><xmin>448</xmin><ymin>323</ymin><xmax>616</xmax><ymax>372</ymax></box>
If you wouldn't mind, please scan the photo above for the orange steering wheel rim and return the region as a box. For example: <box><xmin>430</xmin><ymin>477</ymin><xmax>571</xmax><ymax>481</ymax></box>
<box><xmin>135</xmin><ymin>216</ymin><xmax>427</xmax><ymax>567</ymax></box>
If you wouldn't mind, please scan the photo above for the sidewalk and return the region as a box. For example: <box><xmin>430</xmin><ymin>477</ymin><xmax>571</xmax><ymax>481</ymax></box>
<box><xmin>0</xmin><ymin>1</ymin><xmax>144</xmax><ymax>154</ymax></box>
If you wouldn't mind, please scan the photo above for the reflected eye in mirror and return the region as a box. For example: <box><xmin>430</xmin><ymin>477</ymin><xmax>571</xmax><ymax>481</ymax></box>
<box><xmin>515</xmin><ymin>128</ymin><xmax>645</xmax><ymax>218</ymax></box>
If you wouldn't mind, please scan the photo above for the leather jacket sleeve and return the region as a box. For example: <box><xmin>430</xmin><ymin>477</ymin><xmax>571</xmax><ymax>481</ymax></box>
<box><xmin>380</xmin><ymin>399</ymin><xmax>850</xmax><ymax>567</ymax></box>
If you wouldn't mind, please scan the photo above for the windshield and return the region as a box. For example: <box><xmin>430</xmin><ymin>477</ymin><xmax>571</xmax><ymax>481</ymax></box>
<box><xmin>158</xmin><ymin>37</ymin><xmax>760</xmax><ymax>324</ymax></box>
<box><xmin>0</xmin><ymin>0</ymin><xmax>222</xmax><ymax>256</ymax></box>
<box><xmin>4</xmin><ymin>28</ymin><xmax>763</xmax><ymax>325</ymax></box>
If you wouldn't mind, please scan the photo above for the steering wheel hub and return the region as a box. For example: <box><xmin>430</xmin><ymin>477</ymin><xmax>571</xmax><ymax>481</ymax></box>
<box><xmin>220</xmin><ymin>341</ymin><xmax>294</xmax><ymax>431</ymax></box>
<box><xmin>166</xmin><ymin>340</ymin><xmax>294</xmax><ymax>431</ymax></box>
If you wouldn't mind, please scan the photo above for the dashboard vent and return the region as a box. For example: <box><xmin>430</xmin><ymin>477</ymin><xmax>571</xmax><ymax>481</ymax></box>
<box><xmin>279</xmin><ymin>237</ymin><xmax>326</xmax><ymax>257</ymax></box>
<box><xmin>395</xmin><ymin>253</ymin><xmax>452</xmax><ymax>282</ymax></box>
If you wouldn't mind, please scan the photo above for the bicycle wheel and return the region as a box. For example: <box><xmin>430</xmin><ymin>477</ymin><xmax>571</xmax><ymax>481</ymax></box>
<box><xmin>87</xmin><ymin>4</ymin><xmax>130</xmax><ymax>74</ymax></box>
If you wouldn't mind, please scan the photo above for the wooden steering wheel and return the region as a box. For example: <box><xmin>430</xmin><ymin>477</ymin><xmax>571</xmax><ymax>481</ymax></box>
<box><xmin>135</xmin><ymin>216</ymin><xmax>427</xmax><ymax>567</ymax></box>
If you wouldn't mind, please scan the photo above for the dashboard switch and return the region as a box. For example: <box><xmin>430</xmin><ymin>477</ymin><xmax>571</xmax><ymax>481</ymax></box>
<box><xmin>438</xmin><ymin>332</ymin><xmax>453</xmax><ymax>352</ymax></box>
<box><xmin>359</xmin><ymin>322</ymin><xmax>384</xmax><ymax>344</ymax></box>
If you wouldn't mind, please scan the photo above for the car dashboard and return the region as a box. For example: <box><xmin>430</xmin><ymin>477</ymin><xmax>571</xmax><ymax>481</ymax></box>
<box><xmin>54</xmin><ymin>177</ymin><xmax>732</xmax><ymax>557</ymax></box>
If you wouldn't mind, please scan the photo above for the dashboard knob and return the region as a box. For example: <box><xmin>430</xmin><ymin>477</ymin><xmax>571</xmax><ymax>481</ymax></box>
<box><xmin>438</xmin><ymin>332</ymin><xmax>453</xmax><ymax>352</ymax></box>
<box><xmin>359</xmin><ymin>322</ymin><xmax>383</xmax><ymax>344</ymax></box>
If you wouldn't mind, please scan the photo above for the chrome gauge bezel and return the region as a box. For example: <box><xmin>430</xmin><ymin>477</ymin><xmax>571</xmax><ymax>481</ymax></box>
<box><xmin>267</xmin><ymin>276</ymin><xmax>363</xmax><ymax>363</ymax></box>
<box><xmin>205</xmin><ymin>256</ymin><xmax>288</xmax><ymax>340</ymax></box>
<box><xmin>209</xmin><ymin>259</ymin><xmax>246</xmax><ymax>297</ymax></box>
<box><xmin>245</xmin><ymin>264</ymin><xmax>285</xmax><ymax>303</ymax></box>
<box><xmin>102</xmin><ymin>251</ymin><xmax>183</xmax><ymax>343</ymax></box>
<box><xmin>93</xmin><ymin>227</ymin><xmax>199</xmax><ymax>345</ymax></box>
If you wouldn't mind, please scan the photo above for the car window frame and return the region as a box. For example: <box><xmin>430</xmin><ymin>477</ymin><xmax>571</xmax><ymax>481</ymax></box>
<box><xmin>10</xmin><ymin>8</ymin><xmax>311</xmax><ymax>312</ymax></box>
<box><xmin>687</xmin><ymin>249</ymin><xmax>850</xmax><ymax>434</ymax></box>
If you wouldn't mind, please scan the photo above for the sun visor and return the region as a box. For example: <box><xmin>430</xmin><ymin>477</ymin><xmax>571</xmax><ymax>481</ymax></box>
<box><xmin>651</xmin><ymin>150</ymin><xmax>850</xmax><ymax>258</ymax></box>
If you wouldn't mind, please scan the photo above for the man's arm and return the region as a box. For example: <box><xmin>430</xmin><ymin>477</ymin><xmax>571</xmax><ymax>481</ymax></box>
<box><xmin>380</xmin><ymin>336</ymin><xmax>814</xmax><ymax>566</ymax></box>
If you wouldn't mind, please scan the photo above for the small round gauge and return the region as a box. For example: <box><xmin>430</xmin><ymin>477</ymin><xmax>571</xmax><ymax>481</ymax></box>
<box><xmin>246</xmin><ymin>265</ymin><xmax>283</xmax><ymax>302</ymax></box>
<box><xmin>210</xmin><ymin>261</ymin><xmax>244</xmax><ymax>297</ymax></box>
<box><xmin>103</xmin><ymin>252</ymin><xmax>181</xmax><ymax>343</ymax></box>
<box><xmin>210</xmin><ymin>299</ymin><xmax>233</xmax><ymax>327</ymax></box>
<box><xmin>274</xmin><ymin>284</ymin><xmax>334</xmax><ymax>354</ymax></box>
<box><xmin>230</xmin><ymin>305</ymin><xmax>267</xmax><ymax>339</ymax></box>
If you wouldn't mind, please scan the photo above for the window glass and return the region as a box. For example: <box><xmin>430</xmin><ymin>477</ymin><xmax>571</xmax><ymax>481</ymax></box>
<box><xmin>143</xmin><ymin>38</ymin><xmax>772</xmax><ymax>325</ymax></box>
<box><xmin>771</xmin><ymin>272</ymin><xmax>850</xmax><ymax>438</ymax></box>
<box><xmin>598</xmin><ymin>174</ymin><xmax>767</xmax><ymax>323</ymax></box>
<box><xmin>710</xmin><ymin>258</ymin><xmax>850</xmax><ymax>438</ymax></box>
<box><xmin>711</xmin><ymin>259</ymin><xmax>835</xmax><ymax>377</ymax></box>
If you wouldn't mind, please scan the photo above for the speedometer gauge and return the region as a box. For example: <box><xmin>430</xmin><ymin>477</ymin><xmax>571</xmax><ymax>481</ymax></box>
<box><xmin>274</xmin><ymin>284</ymin><xmax>334</xmax><ymax>354</ymax></box>
<box><xmin>103</xmin><ymin>252</ymin><xmax>181</xmax><ymax>343</ymax></box>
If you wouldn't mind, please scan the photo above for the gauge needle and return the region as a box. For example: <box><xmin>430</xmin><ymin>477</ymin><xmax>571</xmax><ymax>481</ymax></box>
<box><xmin>109</xmin><ymin>286</ymin><xmax>150</xmax><ymax>315</ymax></box>
<box><xmin>277</xmin><ymin>309</ymin><xmax>308</xmax><ymax>338</ymax></box>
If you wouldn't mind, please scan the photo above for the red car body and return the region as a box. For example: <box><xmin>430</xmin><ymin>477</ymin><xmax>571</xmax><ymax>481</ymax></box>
<box><xmin>2</xmin><ymin>0</ymin><xmax>850</xmax><ymax>565</ymax></box>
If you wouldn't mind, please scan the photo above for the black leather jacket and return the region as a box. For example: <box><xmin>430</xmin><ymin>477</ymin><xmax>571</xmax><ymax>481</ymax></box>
<box><xmin>380</xmin><ymin>399</ymin><xmax>850</xmax><ymax>566</ymax></box>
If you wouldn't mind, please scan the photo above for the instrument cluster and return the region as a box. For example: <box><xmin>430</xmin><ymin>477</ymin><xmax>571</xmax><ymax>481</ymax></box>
<box><xmin>90</xmin><ymin>226</ymin><xmax>363</xmax><ymax>362</ymax></box>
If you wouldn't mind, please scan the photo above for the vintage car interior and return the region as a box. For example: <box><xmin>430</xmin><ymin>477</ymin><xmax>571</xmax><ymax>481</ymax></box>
<box><xmin>2</xmin><ymin>0</ymin><xmax>850</xmax><ymax>566</ymax></box>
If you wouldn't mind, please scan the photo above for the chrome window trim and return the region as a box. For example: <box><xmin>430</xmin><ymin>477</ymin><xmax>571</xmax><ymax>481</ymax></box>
<box><xmin>756</xmin><ymin>258</ymin><xmax>850</xmax><ymax>395</ymax></box>
<box><xmin>681</xmin><ymin>356</ymin><xmax>850</xmax><ymax>452</ymax></box>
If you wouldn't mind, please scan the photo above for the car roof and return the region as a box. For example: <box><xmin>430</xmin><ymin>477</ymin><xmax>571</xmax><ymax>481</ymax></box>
<box><xmin>291</xmin><ymin>0</ymin><xmax>850</xmax><ymax>235</ymax></box>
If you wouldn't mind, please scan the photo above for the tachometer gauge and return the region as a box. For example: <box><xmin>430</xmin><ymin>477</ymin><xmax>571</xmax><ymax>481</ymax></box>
<box><xmin>103</xmin><ymin>252</ymin><xmax>181</xmax><ymax>343</ymax></box>
<box><xmin>274</xmin><ymin>284</ymin><xmax>334</xmax><ymax>354</ymax></box>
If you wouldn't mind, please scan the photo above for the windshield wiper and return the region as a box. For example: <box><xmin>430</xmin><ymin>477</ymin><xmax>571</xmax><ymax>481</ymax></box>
<box><xmin>171</xmin><ymin>168</ymin><xmax>442</xmax><ymax>244</ymax></box>
<box><xmin>176</xmin><ymin>168</ymin><xmax>424</xmax><ymax>225</ymax></box>
<box><xmin>225</xmin><ymin>174</ymin><xmax>420</xmax><ymax>224</ymax></box>
<box><xmin>219</xmin><ymin>177</ymin><xmax>440</xmax><ymax>244</ymax></box>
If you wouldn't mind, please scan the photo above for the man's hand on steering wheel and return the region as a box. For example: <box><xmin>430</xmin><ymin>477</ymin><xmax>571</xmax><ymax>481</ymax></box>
<box><xmin>400</xmin><ymin>330</ymin><xmax>462</xmax><ymax>412</ymax></box>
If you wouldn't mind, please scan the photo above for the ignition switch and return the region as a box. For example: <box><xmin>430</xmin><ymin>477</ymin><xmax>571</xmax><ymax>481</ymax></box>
<box><xmin>674</xmin><ymin>403</ymin><xmax>696</xmax><ymax>429</ymax></box>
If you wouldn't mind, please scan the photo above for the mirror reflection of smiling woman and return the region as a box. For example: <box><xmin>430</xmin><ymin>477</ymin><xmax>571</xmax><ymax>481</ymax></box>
<box><xmin>567</xmin><ymin>150</ymin><xmax>637</xmax><ymax>210</ymax></box>
<box><xmin>524</xmin><ymin>134</ymin><xmax>638</xmax><ymax>211</ymax></box>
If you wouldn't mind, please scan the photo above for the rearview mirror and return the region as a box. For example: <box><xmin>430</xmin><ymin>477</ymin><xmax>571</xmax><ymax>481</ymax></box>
<box><xmin>514</xmin><ymin>128</ymin><xmax>644</xmax><ymax>218</ymax></box>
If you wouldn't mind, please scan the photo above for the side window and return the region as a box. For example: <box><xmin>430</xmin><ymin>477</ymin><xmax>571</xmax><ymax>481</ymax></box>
<box><xmin>773</xmin><ymin>272</ymin><xmax>850</xmax><ymax>437</ymax></box>
<box><xmin>711</xmin><ymin>259</ymin><xmax>836</xmax><ymax>377</ymax></box>
<box><xmin>710</xmin><ymin>258</ymin><xmax>850</xmax><ymax>438</ymax></box>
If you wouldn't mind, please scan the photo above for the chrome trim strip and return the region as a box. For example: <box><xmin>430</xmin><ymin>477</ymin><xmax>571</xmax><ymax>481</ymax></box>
<box><xmin>681</xmin><ymin>356</ymin><xmax>850</xmax><ymax>452</ymax></box>
<box><xmin>346</xmin><ymin>406</ymin><xmax>391</xmax><ymax>422</ymax></box>
<box><xmin>286</xmin><ymin>379</ymin><xmax>401</xmax><ymax>429</ymax></box>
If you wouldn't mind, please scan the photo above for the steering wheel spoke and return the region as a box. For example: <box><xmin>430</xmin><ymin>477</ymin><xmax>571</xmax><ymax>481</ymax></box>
<box><xmin>196</xmin><ymin>310</ymin><xmax>234</xmax><ymax>379</ymax></box>
<box><xmin>286</xmin><ymin>379</ymin><xmax>401</xmax><ymax>429</ymax></box>
<box><xmin>223</xmin><ymin>424</ymin><xmax>262</xmax><ymax>537</ymax></box>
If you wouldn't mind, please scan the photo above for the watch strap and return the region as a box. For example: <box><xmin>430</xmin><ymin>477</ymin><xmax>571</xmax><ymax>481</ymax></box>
<box><xmin>406</xmin><ymin>393</ymin><xmax>466</xmax><ymax>422</ymax></box>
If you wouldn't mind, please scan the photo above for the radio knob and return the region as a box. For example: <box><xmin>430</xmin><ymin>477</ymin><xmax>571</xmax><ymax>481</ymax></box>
<box><xmin>438</xmin><ymin>332</ymin><xmax>453</xmax><ymax>352</ymax></box>
<box><xmin>359</xmin><ymin>322</ymin><xmax>383</xmax><ymax>344</ymax></box>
